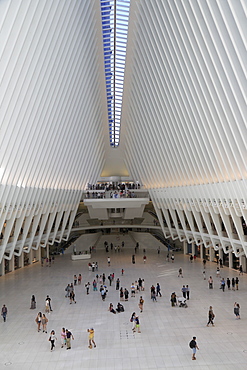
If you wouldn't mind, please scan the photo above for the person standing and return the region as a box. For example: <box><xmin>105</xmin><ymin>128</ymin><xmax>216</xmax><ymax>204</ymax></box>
<box><xmin>135</xmin><ymin>316</ymin><xmax>141</xmax><ymax>333</ymax></box>
<box><xmin>186</xmin><ymin>285</ymin><xmax>190</xmax><ymax>300</ymax></box>
<box><xmin>49</xmin><ymin>330</ymin><xmax>57</xmax><ymax>351</ymax></box>
<box><xmin>130</xmin><ymin>312</ymin><xmax>136</xmax><ymax>332</ymax></box>
<box><xmin>189</xmin><ymin>336</ymin><xmax>199</xmax><ymax>360</ymax></box>
<box><xmin>65</xmin><ymin>284</ymin><xmax>70</xmax><ymax>298</ymax></box>
<box><xmin>235</xmin><ymin>277</ymin><xmax>239</xmax><ymax>290</ymax></box>
<box><xmin>1</xmin><ymin>304</ymin><xmax>7</xmax><ymax>322</ymax></box>
<box><xmin>41</xmin><ymin>314</ymin><xmax>48</xmax><ymax>333</ymax></box>
<box><xmin>92</xmin><ymin>279</ymin><xmax>97</xmax><ymax>291</ymax></box>
<box><xmin>190</xmin><ymin>255</ymin><xmax>193</xmax><ymax>263</ymax></box>
<box><xmin>216</xmin><ymin>267</ymin><xmax>220</xmax><ymax>278</ymax></box>
<box><xmin>220</xmin><ymin>278</ymin><xmax>225</xmax><ymax>292</ymax></box>
<box><xmin>120</xmin><ymin>287</ymin><xmax>124</xmax><ymax>301</ymax></box>
<box><xmin>74</xmin><ymin>275</ymin><xmax>77</xmax><ymax>285</ymax></box>
<box><xmin>208</xmin><ymin>276</ymin><xmax>213</xmax><ymax>289</ymax></box>
<box><xmin>139</xmin><ymin>296</ymin><xmax>144</xmax><ymax>312</ymax></box>
<box><xmin>206</xmin><ymin>306</ymin><xmax>215</xmax><ymax>326</ymax></box>
<box><xmin>181</xmin><ymin>285</ymin><xmax>187</xmax><ymax>299</ymax></box>
<box><xmin>60</xmin><ymin>327</ymin><xmax>66</xmax><ymax>348</ymax></box>
<box><xmin>45</xmin><ymin>295</ymin><xmax>52</xmax><ymax>312</ymax></box>
<box><xmin>35</xmin><ymin>312</ymin><xmax>42</xmax><ymax>332</ymax></box>
<box><xmin>171</xmin><ymin>254</ymin><xmax>175</xmax><ymax>263</ymax></box>
<box><xmin>143</xmin><ymin>255</ymin><xmax>146</xmax><ymax>263</ymax></box>
<box><xmin>203</xmin><ymin>258</ymin><xmax>206</xmax><ymax>268</ymax></box>
<box><xmin>234</xmin><ymin>302</ymin><xmax>240</xmax><ymax>319</ymax></box>
<box><xmin>78</xmin><ymin>274</ymin><xmax>82</xmax><ymax>285</ymax></box>
<box><xmin>66</xmin><ymin>329</ymin><xmax>74</xmax><ymax>349</ymax></box>
<box><xmin>232</xmin><ymin>277</ymin><xmax>235</xmax><ymax>291</ymax></box>
<box><xmin>88</xmin><ymin>328</ymin><xmax>96</xmax><ymax>348</ymax></box>
<box><xmin>226</xmin><ymin>278</ymin><xmax>231</xmax><ymax>290</ymax></box>
<box><xmin>239</xmin><ymin>264</ymin><xmax>243</xmax><ymax>275</ymax></box>
<box><xmin>107</xmin><ymin>256</ymin><xmax>111</xmax><ymax>266</ymax></box>
<box><xmin>116</xmin><ymin>278</ymin><xmax>120</xmax><ymax>290</ymax></box>
<box><xmin>30</xmin><ymin>295</ymin><xmax>36</xmax><ymax>309</ymax></box>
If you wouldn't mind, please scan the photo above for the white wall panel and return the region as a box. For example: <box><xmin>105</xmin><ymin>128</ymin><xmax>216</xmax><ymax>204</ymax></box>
<box><xmin>0</xmin><ymin>0</ymin><xmax>108</xmax><ymax>264</ymax></box>
<box><xmin>121</xmin><ymin>0</ymin><xmax>247</xmax><ymax>256</ymax></box>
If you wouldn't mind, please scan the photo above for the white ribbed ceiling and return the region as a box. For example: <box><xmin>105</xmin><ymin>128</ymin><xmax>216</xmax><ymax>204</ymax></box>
<box><xmin>122</xmin><ymin>0</ymin><xmax>246</xmax><ymax>188</ymax></box>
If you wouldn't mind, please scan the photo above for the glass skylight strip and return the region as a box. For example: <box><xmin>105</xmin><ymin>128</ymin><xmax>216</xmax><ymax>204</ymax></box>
<box><xmin>100</xmin><ymin>0</ymin><xmax>130</xmax><ymax>147</ymax></box>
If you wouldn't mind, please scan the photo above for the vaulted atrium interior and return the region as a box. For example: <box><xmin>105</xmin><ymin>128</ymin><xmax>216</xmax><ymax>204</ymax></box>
<box><xmin>0</xmin><ymin>0</ymin><xmax>246</xmax><ymax>275</ymax></box>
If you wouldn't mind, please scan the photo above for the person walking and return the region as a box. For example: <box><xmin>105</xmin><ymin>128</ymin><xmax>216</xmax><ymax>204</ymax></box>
<box><xmin>85</xmin><ymin>282</ymin><xmax>90</xmax><ymax>295</ymax></box>
<box><xmin>232</xmin><ymin>277</ymin><xmax>235</xmax><ymax>291</ymax></box>
<box><xmin>139</xmin><ymin>296</ymin><xmax>144</xmax><ymax>312</ymax></box>
<box><xmin>203</xmin><ymin>258</ymin><xmax>206</xmax><ymax>268</ymax></box>
<box><xmin>60</xmin><ymin>327</ymin><xmax>66</xmax><ymax>348</ymax></box>
<box><xmin>234</xmin><ymin>302</ymin><xmax>240</xmax><ymax>319</ymax></box>
<box><xmin>49</xmin><ymin>330</ymin><xmax>57</xmax><ymax>351</ymax></box>
<box><xmin>116</xmin><ymin>278</ymin><xmax>120</xmax><ymax>290</ymax></box>
<box><xmin>135</xmin><ymin>315</ymin><xmax>141</xmax><ymax>333</ymax></box>
<box><xmin>1</xmin><ymin>304</ymin><xmax>7</xmax><ymax>322</ymax></box>
<box><xmin>124</xmin><ymin>288</ymin><xmax>129</xmax><ymax>301</ymax></box>
<box><xmin>41</xmin><ymin>313</ymin><xmax>48</xmax><ymax>333</ymax></box>
<box><xmin>190</xmin><ymin>255</ymin><xmax>193</xmax><ymax>263</ymax></box>
<box><xmin>88</xmin><ymin>328</ymin><xmax>96</xmax><ymax>348</ymax></box>
<box><xmin>220</xmin><ymin>278</ymin><xmax>225</xmax><ymax>292</ymax></box>
<box><xmin>70</xmin><ymin>290</ymin><xmax>76</xmax><ymax>304</ymax></box>
<box><xmin>65</xmin><ymin>284</ymin><xmax>71</xmax><ymax>298</ymax></box>
<box><xmin>78</xmin><ymin>274</ymin><xmax>82</xmax><ymax>285</ymax></box>
<box><xmin>178</xmin><ymin>267</ymin><xmax>183</xmax><ymax>278</ymax></box>
<box><xmin>66</xmin><ymin>329</ymin><xmax>74</xmax><ymax>349</ymax></box>
<box><xmin>74</xmin><ymin>275</ymin><xmax>77</xmax><ymax>285</ymax></box>
<box><xmin>171</xmin><ymin>254</ymin><xmax>175</xmax><ymax>263</ymax></box>
<box><xmin>35</xmin><ymin>312</ymin><xmax>42</xmax><ymax>332</ymax></box>
<box><xmin>30</xmin><ymin>295</ymin><xmax>36</xmax><ymax>309</ymax></box>
<box><xmin>216</xmin><ymin>266</ymin><xmax>220</xmax><ymax>277</ymax></box>
<box><xmin>206</xmin><ymin>306</ymin><xmax>215</xmax><ymax>326</ymax></box>
<box><xmin>107</xmin><ymin>256</ymin><xmax>111</xmax><ymax>266</ymax></box>
<box><xmin>239</xmin><ymin>265</ymin><xmax>243</xmax><ymax>275</ymax></box>
<box><xmin>202</xmin><ymin>270</ymin><xmax>206</xmax><ymax>280</ymax></box>
<box><xmin>189</xmin><ymin>336</ymin><xmax>199</xmax><ymax>360</ymax></box>
<box><xmin>156</xmin><ymin>283</ymin><xmax>162</xmax><ymax>297</ymax></box>
<box><xmin>170</xmin><ymin>292</ymin><xmax>177</xmax><ymax>307</ymax></box>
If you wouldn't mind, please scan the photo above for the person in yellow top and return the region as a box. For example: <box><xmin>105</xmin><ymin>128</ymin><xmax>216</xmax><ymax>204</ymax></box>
<box><xmin>88</xmin><ymin>328</ymin><xmax>96</xmax><ymax>349</ymax></box>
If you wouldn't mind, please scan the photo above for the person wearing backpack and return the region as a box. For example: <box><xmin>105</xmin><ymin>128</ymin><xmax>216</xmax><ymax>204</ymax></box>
<box><xmin>189</xmin><ymin>336</ymin><xmax>199</xmax><ymax>360</ymax></box>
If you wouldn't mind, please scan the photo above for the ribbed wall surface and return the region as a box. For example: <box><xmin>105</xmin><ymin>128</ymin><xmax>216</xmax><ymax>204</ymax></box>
<box><xmin>0</xmin><ymin>0</ymin><xmax>107</xmax><ymax>262</ymax></box>
<box><xmin>122</xmin><ymin>0</ymin><xmax>247</xmax><ymax>256</ymax></box>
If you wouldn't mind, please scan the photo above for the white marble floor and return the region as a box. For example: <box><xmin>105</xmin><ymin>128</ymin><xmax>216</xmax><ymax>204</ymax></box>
<box><xmin>0</xmin><ymin>234</ymin><xmax>247</xmax><ymax>370</ymax></box>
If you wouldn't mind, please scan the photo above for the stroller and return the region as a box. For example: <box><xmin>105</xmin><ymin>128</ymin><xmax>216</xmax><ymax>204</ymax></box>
<box><xmin>178</xmin><ymin>296</ymin><xmax>188</xmax><ymax>308</ymax></box>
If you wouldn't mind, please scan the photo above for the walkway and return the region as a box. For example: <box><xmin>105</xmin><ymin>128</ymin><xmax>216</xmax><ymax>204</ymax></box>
<box><xmin>0</xmin><ymin>234</ymin><xmax>246</xmax><ymax>369</ymax></box>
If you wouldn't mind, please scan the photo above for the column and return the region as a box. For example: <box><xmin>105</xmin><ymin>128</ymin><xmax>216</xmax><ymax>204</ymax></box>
<box><xmin>29</xmin><ymin>248</ymin><xmax>33</xmax><ymax>264</ymax></box>
<box><xmin>228</xmin><ymin>251</ymin><xmax>233</xmax><ymax>269</ymax></box>
<box><xmin>0</xmin><ymin>260</ymin><xmax>5</xmax><ymax>276</ymax></box>
<box><xmin>9</xmin><ymin>255</ymin><xmax>14</xmax><ymax>272</ymax></box>
<box><xmin>191</xmin><ymin>242</ymin><xmax>195</xmax><ymax>256</ymax></box>
<box><xmin>183</xmin><ymin>240</ymin><xmax>188</xmax><ymax>255</ymax></box>
<box><xmin>239</xmin><ymin>255</ymin><xmax>246</xmax><ymax>272</ymax></box>
<box><xmin>209</xmin><ymin>246</ymin><xmax>214</xmax><ymax>262</ymax></box>
<box><xmin>200</xmin><ymin>244</ymin><xmax>204</xmax><ymax>259</ymax></box>
<box><xmin>38</xmin><ymin>246</ymin><xmax>41</xmax><ymax>262</ymax></box>
<box><xmin>19</xmin><ymin>252</ymin><xmax>24</xmax><ymax>269</ymax></box>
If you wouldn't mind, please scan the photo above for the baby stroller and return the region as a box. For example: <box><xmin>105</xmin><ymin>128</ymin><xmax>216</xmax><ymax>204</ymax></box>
<box><xmin>178</xmin><ymin>296</ymin><xmax>188</xmax><ymax>308</ymax></box>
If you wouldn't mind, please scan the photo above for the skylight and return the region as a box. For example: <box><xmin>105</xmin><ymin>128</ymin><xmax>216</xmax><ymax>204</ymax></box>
<box><xmin>100</xmin><ymin>0</ymin><xmax>130</xmax><ymax>147</ymax></box>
